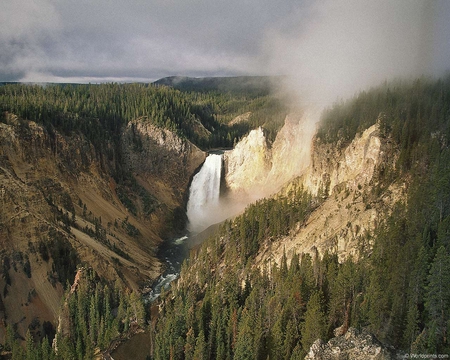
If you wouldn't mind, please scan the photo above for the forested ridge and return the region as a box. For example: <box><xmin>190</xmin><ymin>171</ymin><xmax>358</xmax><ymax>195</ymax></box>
<box><xmin>0</xmin><ymin>82</ymin><xmax>287</xmax><ymax>153</ymax></box>
<box><xmin>150</xmin><ymin>76</ymin><xmax>450</xmax><ymax>359</ymax></box>
<box><xmin>2</xmin><ymin>76</ymin><xmax>450</xmax><ymax>358</ymax></box>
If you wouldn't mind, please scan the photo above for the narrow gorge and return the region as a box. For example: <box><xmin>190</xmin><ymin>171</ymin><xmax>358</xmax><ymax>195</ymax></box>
<box><xmin>2</xmin><ymin>76</ymin><xmax>450</xmax><ymax>358</ymax></box>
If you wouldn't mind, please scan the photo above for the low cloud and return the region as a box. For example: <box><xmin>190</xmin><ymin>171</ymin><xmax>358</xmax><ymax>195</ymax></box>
<box><xmin>264</xmin><ymin>0</ymin><xmax>450</xmax><ymax>108</ymax></box>
<box><xmin>0</xmin><ymin>0</ymin><xmax>449</xmax><ymax>85</ymax></box>
<box><xmin>0</xmin><ymin>0</ymin><xmax>296</xmax><ymax>82</ymax></box>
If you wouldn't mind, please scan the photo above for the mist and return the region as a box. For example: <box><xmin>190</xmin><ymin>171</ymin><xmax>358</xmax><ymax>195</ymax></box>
<box><xmin>263</xmin><ymin>0</ymin><xmax>450</xmax><ymax>109</ymax></box>
<box><xmin>194</xmin><ymin>0</ymin><xmax>450</xmax><ymax>233</ymax></box>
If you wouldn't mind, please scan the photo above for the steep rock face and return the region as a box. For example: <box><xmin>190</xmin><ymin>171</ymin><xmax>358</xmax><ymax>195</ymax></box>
<box><xmin>0</xmin><ymin>114</ymin><xmax>202</xmax><ymax>341</ymax></box>
<box><xmin>266</xmin><ymin>112</ymin><xmax>314</xmax><ymax>188</ymax></box>
<box><xmin>305</xmin><ymin>328</ymin><xmax>394</xmax><ymax>360</ymax></box>
<box><xmin>304</xmin><ymin>124</ymin><xmax>382</xmax><ymax>196</ymax></box>
<box><xmin>223</xmin><ymin>127</ymin><xmax>271</xmax><ymax>195</ymax></box>
<box><xmin>122</xmin><ymin>119</ymin><xmax>206</xmax><ymax>209</ymax></box>
<box><xmin>256</xmin><ymin>120</ymin><xmax>403</xmax><ymax>266</ymax></box>
<box><xmin>224</xmin><ymin>112</ymin><xmax>314</xmax><ymax>197</ymax></box>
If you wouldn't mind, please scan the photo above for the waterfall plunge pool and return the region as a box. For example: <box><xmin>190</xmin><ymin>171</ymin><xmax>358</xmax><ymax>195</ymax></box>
<box><xmin>146</xmin><ymin>153</ymin><xmax>224</xmax><ymax>302</ymax></box>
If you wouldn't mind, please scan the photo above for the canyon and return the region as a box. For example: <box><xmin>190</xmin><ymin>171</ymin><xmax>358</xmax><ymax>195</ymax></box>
<box><xmin>223</xmin><ymin>112</ymin><xmax>402</xmax><ymax>266</ymax></box>
<box><xmin>0</xmin><ymin>112</ymin><xmax>205</xmax><ymax>341</ymax></box>
<box><xmin>2</xmin><ymin>76</ymin><xmax>448</xmax><ymax>358</ymax></box>
<box><xmin>0</xmin><ymin>106</ymin><xmax>395</xmax><ymax>343</ymax></box>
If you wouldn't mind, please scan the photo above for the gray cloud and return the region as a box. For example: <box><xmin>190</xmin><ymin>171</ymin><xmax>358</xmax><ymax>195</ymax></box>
<box><xmin>1</xmin><ymin>0</ymin><xmax>299</xmax><ymax>82</ymax></box>
<box><xmin>0</xmin><ymin>0</ymin><xmax>449</xmax><ymax>86</ymax></box>
<box><xmin>264</xmin><ymin>0</ymin><xmax>450</xmax><ymax>108</ymax></box>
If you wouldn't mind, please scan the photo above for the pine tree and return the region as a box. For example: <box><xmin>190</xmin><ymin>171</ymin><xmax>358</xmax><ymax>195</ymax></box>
<box><xmin>301</xmin><ymin>290</ymin><xmax>327</xmax><ymax>355</ymax></box>
<box><xmin>193</xmin><ymin>329</ymin><xmax>207</xmax><ymax>360</ymax></box>
<box><xmin>41</xmin><ymin>337</ymin><xmax>54</xmax><ymax>360</ymax></box>
<box><xmin>129</xmin><ymin>291</ymin><xmax>146</xmax><ymax>327</ymax></box>
<box><xmin>283</xmin><ymin>319</ymin><xmax>299</xmax><ymax>360</ymax></box>
<box><xmin>184</xmin><ymin>327</ymin><xmax>196</xmax><ymax>360</ymax></box>
<box><xmin>425</xmin><ymin>246</ymin><xmax>450</xmax><ymax>352</ymax></box>
<box><xmin>233</xmin><ymin>313</ymin><xmax>254</xmax><ymax>360</ymax></box>
<box><xmin>5</xmin><ymin>323</ymin><xmax>15</xmax><ymax>351</ymax></box>
<box><xmin>25</xmin><ymin>329</ymin><xmax>37</xmax><ymax>360</ymax></box>
<box><xmin>404</xmin><ymin>246</ymin><xmax>429</xmax><ymax>351</ymax></box>
<box><xmin>11</xmin><ymin>341</ymin><xmax>25</xmax><ymax>360</ymax></box>
<box><xmin>289</xmin><ymin>344</ymin><xmax>303</xmax><ymax>360</ymax></box>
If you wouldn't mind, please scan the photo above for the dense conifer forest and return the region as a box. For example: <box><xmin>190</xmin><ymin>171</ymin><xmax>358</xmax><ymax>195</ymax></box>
<box><xmin>2</xmin><ymin>76</ymin><xmax>450</xmax><ymax>358</ymax></box>
<box><xmin>0</xmin><ymin>81</ymin><xmax>287</xmax><ymax>153</ymax></box>
<box><xmin>150</xmin><ymin>76</ymin><xmax>450</xmax><ymax>359</ymax></box>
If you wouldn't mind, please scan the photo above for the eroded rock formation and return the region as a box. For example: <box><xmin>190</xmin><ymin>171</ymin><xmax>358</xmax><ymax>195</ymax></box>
<box><xmin>305</xmin><ymin>328</ymin><xmax>394</xmax><ymax>360</ymax></box>
<box><xmin>0</xmin><ymin>113</ymin><xmax>204</xmax><ymax>340</ymax></box>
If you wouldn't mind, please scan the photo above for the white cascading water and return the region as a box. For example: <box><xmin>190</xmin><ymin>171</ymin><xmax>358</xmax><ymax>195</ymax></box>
<box><xmin>147</xmin><ymin>153</ymin><xmax>223</xmax><ymax>302</ymax></box>
<box><xmin>187</xmin><ymin>153</ymin><xmax>223</xmax><ymax>233</ymax></box>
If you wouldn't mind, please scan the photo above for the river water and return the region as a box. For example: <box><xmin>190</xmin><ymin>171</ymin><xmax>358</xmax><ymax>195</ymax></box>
<box><xmin>146</xmin><ymin>153</ymin><xmax>223</xmax><ymax>302</ymax></box>
<box><xmin>146</xmin><ymin>235</ymin><xmax>189</xmax><ymax>302</ymax></box>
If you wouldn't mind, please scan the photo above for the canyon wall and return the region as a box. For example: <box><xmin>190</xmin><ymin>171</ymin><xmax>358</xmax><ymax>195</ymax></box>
<box><xmin>0</xmin><ymin>113</ymin><xmax>204</xmax><ymax>340</ymax></box>
<box><xmin>122</xmin><ymin>118</ymin><xmax>206</xmax><ymax>211</ymax></box>
<box><xmin>224</xmin><ymin>112</ymin><xmax>314</xmax><ymax>198</ymax></box>
<box><xmin>224</xmin><ymin>113</ymin><xmax>402</xmax><ymax>265</ymax></box>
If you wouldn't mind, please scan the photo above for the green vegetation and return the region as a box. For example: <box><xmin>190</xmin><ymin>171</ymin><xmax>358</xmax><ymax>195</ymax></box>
<box><xmin>5</xmin><ymin>268</ymin><xmax>146</xmax><ymax>360</ymax></box>
<box><xmin>153</xmin><ymin>75</ymin><xmax>280</xmax><ymax>97</ymax></box>
<box><xmin>0</xmin><ymin>81</ymin><xmax>287</xmax><ymax>151</ymax></box>
<box><xmin>148</xmin><ymin>75</ymin><xmax>450</xmax><ymax>358</ymax></box>
<box><xmin>3</xmin><ymin>76</ymin><xmax>450</xmax><ymax>358</ymax></box>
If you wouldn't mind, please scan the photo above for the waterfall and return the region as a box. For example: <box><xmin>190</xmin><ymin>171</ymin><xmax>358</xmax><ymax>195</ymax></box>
<box><xmin>187</xmin><ymin>153</ymin><xmax>223</xmax><ymax>233</ymax></box>
<box><xmin>147</xmin><ymin>153</ymin><xmax>223</xmax><ymax>302</ymax></box>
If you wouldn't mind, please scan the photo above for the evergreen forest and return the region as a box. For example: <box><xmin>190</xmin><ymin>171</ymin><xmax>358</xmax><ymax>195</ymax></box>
<box><xmin>0</xmin><ymin>81</ymin><xmax>287</xmax><ymax>153</ymax></box>
<box><xmin>2</xmin><ymin>76</ymin><xmax>450</xmax><ymax>358</ymax></box>
<box><xmin>150</xmin><ymin>76</ymin><xmax>450</xmax><ymax>359</ymax></box>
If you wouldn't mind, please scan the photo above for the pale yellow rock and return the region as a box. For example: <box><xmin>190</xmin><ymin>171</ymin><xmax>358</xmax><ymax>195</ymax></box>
<box><xmin>224</xmin><ymin>112</ymin><xmax>315</xmax><ymax>197</ymax></box>
<box><xmin>266</xmin><ymin>112</ymin><xmax>315</xmax><ymax>189</ymax></box>
<box><xmin>224</xmin><ymin>127</ymin><xmax>271</xmax><ymax>195</ymax></box>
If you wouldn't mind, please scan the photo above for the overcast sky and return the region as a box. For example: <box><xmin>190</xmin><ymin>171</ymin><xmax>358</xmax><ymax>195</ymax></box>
<box><xmin>1</xmin><ymin>0</ymin><xmax>450</xmax><ymax>101</ymax></box>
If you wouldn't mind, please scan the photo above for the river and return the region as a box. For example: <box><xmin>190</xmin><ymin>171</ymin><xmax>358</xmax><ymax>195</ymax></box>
<box><xmin>146</xmin><ymin>152</ymin><xmax>224</xmax><ymax>302</ymax></box>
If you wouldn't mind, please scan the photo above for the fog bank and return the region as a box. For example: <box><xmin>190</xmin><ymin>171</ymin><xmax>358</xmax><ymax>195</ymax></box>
<box><xmin>264</xmin><ymin>0</ymin><xmax>450</xmax><ymax>108</ymax></box>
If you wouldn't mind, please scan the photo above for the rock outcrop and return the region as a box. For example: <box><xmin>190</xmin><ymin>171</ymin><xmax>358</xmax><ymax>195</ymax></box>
<box><xmin>0</xmin><ymin>114</ymin><xmax>203</xmax><ymax>341</ymax></box>
<box><xmin>303</xmin><ymin>124</ymin><xmax>383</xmax><ymax>197</ymax></box>
<box><xmin>224</xmin><ymin>112</ymin><xmax>314</xmax><ymax>198</ymax></box>
<box><xmin>223</xmin><ymin>127</ymin><xmax>271</xmax><ymax>195</ymax></box>
<box><xmin>254</xmin><ymin>117</ymin><xmax>404</xmax><ymax>266</ymax></box>
<box><xmin>266</xmin><ymin>112</ymin><xmax>315</xmax><ymax>188</ymax></box>
<box><xmin>122</xmin><ymin>119</ymin><xmax>206</xmax><ymax>208</ymax></box>
<box><xmin>305</xmin><ymin>328</ymin><xmax>394</xmax><ymax>360</ymax></box>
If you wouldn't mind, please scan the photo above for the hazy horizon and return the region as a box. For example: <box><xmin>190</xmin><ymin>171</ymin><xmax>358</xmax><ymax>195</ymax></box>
<box><xmin>2</xmin><ymin>0</ymin><xmax>450</xmax><ymax>107</ymax></box>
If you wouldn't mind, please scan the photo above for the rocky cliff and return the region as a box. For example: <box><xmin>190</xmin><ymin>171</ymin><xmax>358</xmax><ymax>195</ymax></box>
<box><xmin>0</xmin><ymin>113</ymin><xmax>204</xmax><ymax>341</ymax></box>
<box><xmin>304</xmin><ymin>123</ymin><xmax>383</xmax><ymax>196</ymax></box>
<box><xmin>305</xmin><ymin>328</ymin><xmax>394</xmax><ymax>360</ymax></box>
<box><xmin>224</xmin><ymin>112</ymin><xmax>314</xmax><ymax>198</ymax></box>
<box><xmin>122</xmin><ymin>118</ymin><xmax>205</xmax><ymax>211</ymax></box>
<box><xmin>224</xmin><ymin>112</ymin><xmax>403</xmax><ymax>266</ymax></box>
<box><xmin>223</xmin><ymin>127</ymin><xmax>271</xmax><ymax>195</ymax></box>
<box><xmin>259</xmin><ymin>119</ymin><xmax>403</xmax><ymax>266</ymax></box>
<box><xmin>266</xmin><ymin>112</ymin><xmax>315</xmax><ymax>187</ymax></box>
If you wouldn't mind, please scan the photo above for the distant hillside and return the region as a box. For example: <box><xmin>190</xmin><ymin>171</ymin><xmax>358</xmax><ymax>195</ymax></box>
<box><xmin>0</xmin><ymin>81</ymin><xmax>289</xmax><ymax>358</ymax></box>
<box><xmin>153</xmin><ymin>75</ymin><xmax>283</xmax><ymax>97</ymax></box>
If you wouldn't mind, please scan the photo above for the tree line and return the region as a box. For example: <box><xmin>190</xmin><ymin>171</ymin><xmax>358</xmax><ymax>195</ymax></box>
<box><xmin>150</xmin><ymin>75</ymin><xmax>450</xmax><ymax>358</ymax></box>
<box><xmin>0</xmin><ymin>82</ymin><xmax>287</xmax><ymax>152</ymax></box>
<box><xmin>4</xmin><ymin>76</ymin><xmax>450</xmax><ymax>357</ymax></box>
